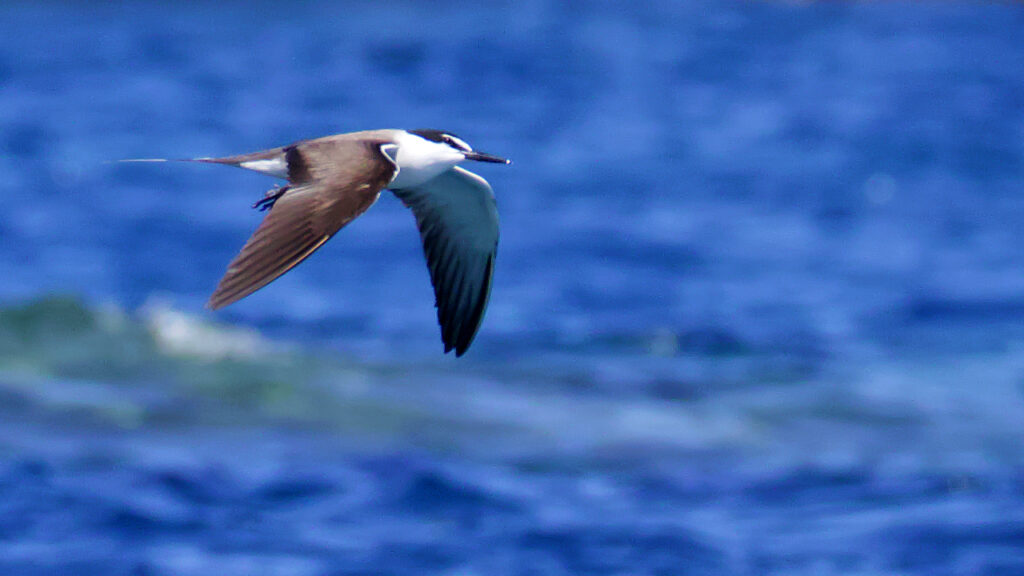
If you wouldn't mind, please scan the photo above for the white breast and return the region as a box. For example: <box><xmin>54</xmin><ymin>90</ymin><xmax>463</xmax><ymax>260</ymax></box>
<box><xmin>386</xmin><ymin>132</ymin><xmax>465</xmax><ymax>189</ymax></box>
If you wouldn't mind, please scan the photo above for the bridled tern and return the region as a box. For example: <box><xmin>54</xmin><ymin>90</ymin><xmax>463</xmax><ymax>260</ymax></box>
<box><xmin>127</xmin><ymin>129</ymin><xmax>510</xmax><ymax>356</ymax></box>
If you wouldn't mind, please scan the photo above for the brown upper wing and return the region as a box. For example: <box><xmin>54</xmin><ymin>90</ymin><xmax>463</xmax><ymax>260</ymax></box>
<box><xmin>207</xmin><ymin>138</ymin><xmax>396</xmax><ymax>309</ymax></box>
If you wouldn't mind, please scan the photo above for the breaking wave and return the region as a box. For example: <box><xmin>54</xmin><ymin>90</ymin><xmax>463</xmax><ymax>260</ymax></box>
<box><xmin>2</xmin><ymin>296</ymin><xmax>1022</xmax><ymax>470</ymax></box>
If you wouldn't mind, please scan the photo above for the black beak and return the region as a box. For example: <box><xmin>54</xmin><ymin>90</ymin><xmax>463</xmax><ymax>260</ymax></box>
<box><xmin>463</xmin><ymin>151</ymin><xmax>511</xmax><ymax>164</ymax></box>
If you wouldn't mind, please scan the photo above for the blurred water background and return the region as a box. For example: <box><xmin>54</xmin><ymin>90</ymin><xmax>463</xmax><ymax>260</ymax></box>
<box><xmin>1</xmin><ymin>1</ymin><xmax>1024</xmax><ymax>574</ymax></box>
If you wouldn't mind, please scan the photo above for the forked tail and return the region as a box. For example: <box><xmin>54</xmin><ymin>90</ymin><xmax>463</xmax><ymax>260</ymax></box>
<box><xmin>118</xmin><ymin>148</ymin><xmax>288</xmax><ymax>178</ymax></box>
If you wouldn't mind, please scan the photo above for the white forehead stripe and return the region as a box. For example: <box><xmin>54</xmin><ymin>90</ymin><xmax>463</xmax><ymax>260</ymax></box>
<box><xmin>446</xmin><ymin>135</ymin><xmax>473</xmax><ymax>152</ymax></box>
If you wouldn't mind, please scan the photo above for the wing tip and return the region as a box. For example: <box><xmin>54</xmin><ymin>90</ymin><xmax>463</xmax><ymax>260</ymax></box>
<box><xmin>205</xmin><ymin>294</ymin><xmax>230</xmax><ymax>310</ymax></box>
<box><xmin>437</xmin><ymin>253</ymin><xmax>496</xmax><ymax>359</ymax></box>
<box><xmin>442</xmin><ymin>341</ymin><xmax>469</xmax><ymax>357</ymax></box>
<box><xmin>441</xmin><ymin>321</ymin><xmax>478</xmax><ymax>358</ymax></box>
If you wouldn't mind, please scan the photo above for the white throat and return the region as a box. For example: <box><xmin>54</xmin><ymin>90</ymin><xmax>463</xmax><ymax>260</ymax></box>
<box><xmin>385</xmin><ymin>132</ymin><xmax>465</xmax><ymax>189</ymax></box>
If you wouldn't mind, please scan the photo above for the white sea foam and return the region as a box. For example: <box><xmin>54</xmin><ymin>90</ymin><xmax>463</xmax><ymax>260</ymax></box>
<box><xmin>140</xmin><ymin>298</ymin><xmax>276</xmax><ymax>361</ymax></box>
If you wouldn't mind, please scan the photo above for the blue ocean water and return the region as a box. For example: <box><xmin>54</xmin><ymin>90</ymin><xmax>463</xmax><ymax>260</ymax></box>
<box><xmin>1</xmin><ymin>1</ymin><xmax>1024</xmax><ymax>574</ymax></box>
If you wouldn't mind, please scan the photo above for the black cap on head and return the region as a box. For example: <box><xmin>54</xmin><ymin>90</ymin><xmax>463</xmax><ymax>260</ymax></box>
<box><xmin>410</xmin><ymin>129</ymin><xmax>472</xmax><ymax>152</ymax></box>
<box><xmin>409</xmin><ymin>129</ymin><xmax>510</xmax><ymax>164</ymax></box>
<box><xmin>409</xmin><ymin>129</ymin><xmax>454</xmax><ymax>143</ymax></box>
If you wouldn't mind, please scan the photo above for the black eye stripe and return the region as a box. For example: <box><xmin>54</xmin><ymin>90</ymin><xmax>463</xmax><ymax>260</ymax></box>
<box><xmin>409</xmin><ymin>129</ymin><xmax>471</xmax><ymax>152</ymax></box>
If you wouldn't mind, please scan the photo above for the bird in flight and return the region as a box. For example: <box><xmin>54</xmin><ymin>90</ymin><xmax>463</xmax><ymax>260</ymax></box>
<box><xmin>127</xmin><ymin>129</ymin><xmax>510</xmax><ymax>356</ymax></box>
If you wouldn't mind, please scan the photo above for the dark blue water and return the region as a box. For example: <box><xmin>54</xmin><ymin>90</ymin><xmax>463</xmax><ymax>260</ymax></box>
<box><xmin>2</xmin><ymin>1</ymin><xmax>1024</xmax><ymax>574</ymax></box>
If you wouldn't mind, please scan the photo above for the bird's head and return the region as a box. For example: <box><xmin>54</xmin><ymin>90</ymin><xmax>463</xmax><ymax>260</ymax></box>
<box><xmin>409</xmin><ymin>129</ymin><xmax>511</xmax><ymax>165</ymax></box>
